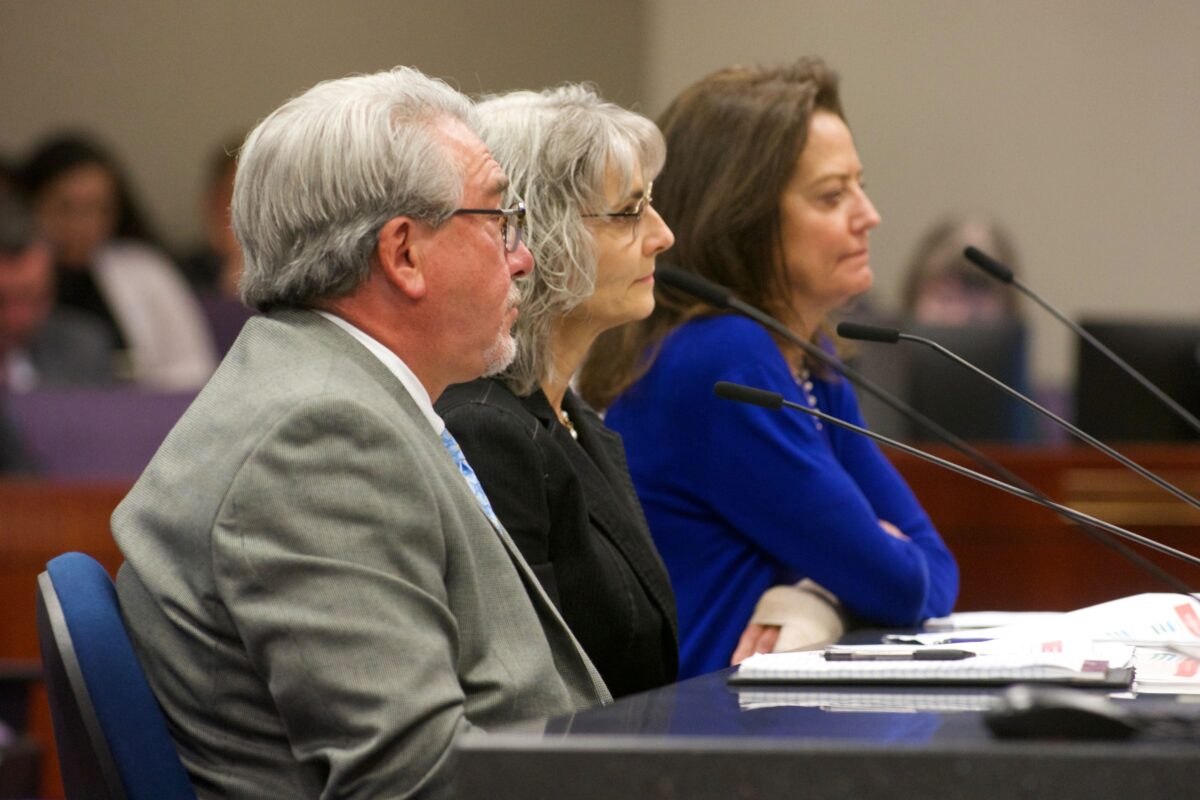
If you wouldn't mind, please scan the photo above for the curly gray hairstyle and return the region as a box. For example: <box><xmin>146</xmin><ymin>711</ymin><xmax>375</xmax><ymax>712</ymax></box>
<box><xmin>233</xmin><ymin>66</ymin><xmax>474</xmax><ymax>310</ymax></box>
<box><xmin>476</xmin><ymin>85</ymin><xmax>666</xmax><ymax>396</ymax></box>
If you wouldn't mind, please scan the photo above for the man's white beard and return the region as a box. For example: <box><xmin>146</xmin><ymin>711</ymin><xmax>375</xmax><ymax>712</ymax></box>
<box><xmin>481</xmin><ymin>283</ymin><xmax>520</xmax><ymax>377</ymax></box>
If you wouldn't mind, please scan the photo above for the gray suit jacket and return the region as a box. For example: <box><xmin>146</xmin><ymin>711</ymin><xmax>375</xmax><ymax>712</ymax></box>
<box><xmin>113</xmin><ymin>309</ymin><xmax>609</xmax><ymax>799</ymax></box>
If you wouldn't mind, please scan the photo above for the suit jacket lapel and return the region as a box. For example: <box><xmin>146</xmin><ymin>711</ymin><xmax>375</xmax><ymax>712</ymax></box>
<box><xmin>558</xmin><ymin>392</ymin><xmax>679</xmax><ymax>645</ymax></box>
<box><xmin>464</xmin><ymin>482</ymin><xmax>613</xmax><ymax>703</ymax></box>
<box><xmin>282</xmin><ymin>310</ymin><xmax>611</xmax><ymax>702</ymax></box>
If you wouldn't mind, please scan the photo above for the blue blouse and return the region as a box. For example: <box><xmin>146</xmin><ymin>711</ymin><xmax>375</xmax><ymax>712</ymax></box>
<box><xmin>606</xmin><ymin>315</ymin><xmax>959</xmax><ymax>678</ymax></box>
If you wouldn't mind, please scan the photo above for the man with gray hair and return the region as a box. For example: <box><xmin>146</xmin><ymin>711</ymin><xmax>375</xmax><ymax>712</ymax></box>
<box><xmin>0</xmin><ymin>189</ymin><xmax>114</xmax><ymax>390</ymax></box>
<box><xmin>113</xmin><ymin>66</ymin><xmax>610</xmax><ymax>798</ymax></box>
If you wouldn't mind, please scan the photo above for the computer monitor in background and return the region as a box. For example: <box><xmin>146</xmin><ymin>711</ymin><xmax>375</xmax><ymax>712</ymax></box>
<box><xmin>1075</xmin><ymin>318</ymin><xmax>1200</xmax><ymax>442</ymax></box>
<box><xmin>850</xmin><ymin>320</ymin><xmax>1032</xmax><ymax>442</ymax></box>
<box><xmin>904</xmin><ymin>321</ymin><xmax>1032</xmax><ymax>442</ymax></box>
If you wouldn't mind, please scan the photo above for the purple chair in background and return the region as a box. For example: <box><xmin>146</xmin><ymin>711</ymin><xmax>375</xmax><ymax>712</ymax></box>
<box><xmin>4</xmin><ymin>389</ymin><xmax>196</xmax><ymax>480</ymax></box>
<box><xmin>198</xmin><ymin>293</ymin><xmax>255</xmax><ymax>357</ymax></box>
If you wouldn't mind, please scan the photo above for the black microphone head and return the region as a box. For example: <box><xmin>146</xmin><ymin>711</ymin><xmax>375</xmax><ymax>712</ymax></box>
<box><xmin>713</xmin><ymin>381</ymin><xmax>784</xmax><ymax>410</ymax></box>
<box><xmin>655</xmin><ymin>264</ymin><xmax>733</xmax><ymax>309</ymax></box>
<box><xmin>963</xmin><ymin>246</ymin><xmax>1015</xmax><ymax>284</ymax></box>
<box><xmin>836</xmin><ymin>321</ymin><xmax>901</xmax><ymax>344</ymax></box>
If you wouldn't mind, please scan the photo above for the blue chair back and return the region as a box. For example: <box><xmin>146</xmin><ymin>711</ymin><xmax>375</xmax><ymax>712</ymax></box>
<box><xmin>36</xmin><ymin>552</ymin><xmax>196</xmax><ymax>799</ymax></box>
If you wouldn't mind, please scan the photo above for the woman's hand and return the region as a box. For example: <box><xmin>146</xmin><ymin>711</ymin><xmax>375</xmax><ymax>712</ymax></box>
<box><xmin>730</xmin><ymin>622</ymin><xmax>781</xmax><ymax>665</ymax></box>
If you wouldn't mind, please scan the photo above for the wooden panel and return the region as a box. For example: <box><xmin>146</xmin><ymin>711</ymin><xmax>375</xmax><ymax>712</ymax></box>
<box><xmin>890</xmin><ymin>444</ymin><xmax>1200</xmax><ymax>611</ymax></box>
<box><xmin>0</xmin><ymin>480</ymin><xmax>130</xmax><ymax>800</ymax></box>
<box><xmin>4</xmin><ymin>448</ymin><xmax>1200</xmax><ymax>795</ymax></box>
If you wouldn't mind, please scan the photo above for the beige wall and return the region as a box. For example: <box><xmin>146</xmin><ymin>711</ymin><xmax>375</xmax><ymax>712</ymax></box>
<box><xmin>3</xmin><ymin>1</ymin><xmax>1197</xmax><ymax>388</ymax></box>
<box><xmin>646</xmin><ymin>0</ymin><xmax>1200</xmax><ymax>387</ymax></box>
<box><xmin>0</xmin><ymin>0</ymin><xmax>645</xmax><ymax>250</ymax></box>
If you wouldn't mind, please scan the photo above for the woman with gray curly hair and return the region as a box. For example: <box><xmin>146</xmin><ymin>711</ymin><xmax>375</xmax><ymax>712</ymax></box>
<box><xmin>436</xmin><ymin>85</ymin><xmax>678</xmax><ymax>697</ymax></box>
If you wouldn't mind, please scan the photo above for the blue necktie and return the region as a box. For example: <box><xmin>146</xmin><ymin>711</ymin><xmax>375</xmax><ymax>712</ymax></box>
<box><xmin>439</xmin><ymin>428</ymin><xmax>502</xmax><ymax>529</ymax></box>
<box><xmin>440</xmin><ymin>428</ymin><xmax>612</xmax><ymax>704</ymax></box>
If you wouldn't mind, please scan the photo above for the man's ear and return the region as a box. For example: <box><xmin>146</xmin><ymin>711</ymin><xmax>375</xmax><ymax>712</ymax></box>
<box><xmin>375</xmin><ymin>216</ymin><xmax>427</xmax><ymax>300</ymax></box>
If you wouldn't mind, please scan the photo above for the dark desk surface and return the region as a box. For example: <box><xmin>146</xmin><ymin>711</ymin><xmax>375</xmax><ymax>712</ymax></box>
<box><xmin>456</xmin><ymin>668</ymin><xmax>1200</xmax><ymax>799</ymax></box>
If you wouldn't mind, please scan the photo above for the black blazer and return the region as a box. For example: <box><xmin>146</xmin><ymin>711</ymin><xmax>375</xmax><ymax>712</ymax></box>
<box><xmin>437</xmin><ymin>378</ymin><xmax>678</xmax><ymax>697</ymax></box>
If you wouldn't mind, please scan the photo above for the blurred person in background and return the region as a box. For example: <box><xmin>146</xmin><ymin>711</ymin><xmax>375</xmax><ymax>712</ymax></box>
<box><xmin>0</xmin><ymin>189</ymin><xmax>114</xmax><ymax>390</ymax></box>
<box><xmin>0</xmin><ymin>157</ymin><xmax>17</xmax><ymax>194</ymax></box>
<box><xmin>0</xmin><ymin>395</ymin><xmax>35</xmax><ymax>474</ymax></box>
<box><xmin>180</xmin><ymin>136</ymin><xmax>255</xmax><ymax>355</ymax></box>
<box><xmin>901</xmin><ymin>215</ymin><xmax>1020</xmax><ymax>325</ymax></box>
<box><xmin>900</xmin><ymin>215</ymin><xmax>1035</xmax><ymax>441</ymax></box>
<box><xmin>180</xmin><ymin>137</ymin><xmax>244</xmax><ymax>296</ymax></box>
<box><xmin>21</xmin><ymin>133</ymin><xmax>216</xmax><ymax>388</ymax></box>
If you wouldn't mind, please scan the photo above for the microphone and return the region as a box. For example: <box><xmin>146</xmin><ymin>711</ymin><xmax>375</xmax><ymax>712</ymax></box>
<box><xmin>653</xmin><ymin>265</ymin><xmax>734</xmax><ymax>309</ymax></box>
<box><xmin>714</xmin><ymin>381</ymin><xmax>783</xmax><ymax>409</ymax></box>
<box><xmin>836</xmin><ymin>321</ymin><xmax>900</xmax><ymax>344</ymax></box>
<box><xmin>962</xmin><ymin>245</ymin><xmax>1014</xmax><ymax>284</ymax></box>
<box><xmin>836</xmin><ymin>321</ymin><xmax>1200</xmax><ymax>512</ymax></box>
<box><xmin>713</xmin><ymin>380</ymin><xmax>1200</xmax><ymax>572</ymax></box>
<box><xmin>661</xmin><ymin>263</ymin><xmax>1193</xmax><ymax>593</ymax></box>
<box><xmin>963</xmin><ymin>246</ymin><xmax>1200</xmax><ymax>437</ymax></box>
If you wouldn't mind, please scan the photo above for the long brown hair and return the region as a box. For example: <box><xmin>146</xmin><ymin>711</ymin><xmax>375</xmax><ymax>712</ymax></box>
<box><xmin>579</xmin><ymin>57</ymin><xmax>844</xmax><ymax>410</ymax></box>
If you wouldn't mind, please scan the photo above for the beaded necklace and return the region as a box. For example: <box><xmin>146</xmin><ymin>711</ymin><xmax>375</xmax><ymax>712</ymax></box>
<box><xmin>556</xmin><ymin>407</ymin><xmax>579</xmax><ymax>440</ymax></box>
<box><xmin>794</xmin><ymin>364</ymin><xmax>823</xmax><ymax>431</ymax></box>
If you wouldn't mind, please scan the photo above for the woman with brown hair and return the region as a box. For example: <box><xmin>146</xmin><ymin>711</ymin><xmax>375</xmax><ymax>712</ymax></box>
<box><xmin>581</xmin><ymin>58</ymin><xmax>959</xmax><ymax>679</ymax></box>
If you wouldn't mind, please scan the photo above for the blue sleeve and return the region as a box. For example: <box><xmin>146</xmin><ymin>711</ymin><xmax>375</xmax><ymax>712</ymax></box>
<box><xmin>824</xmin><ymin>378</ymin><xmax>959</xmax><ymax>619</ymax></box>
<box><xmin>679</xmin><ymin>319</ymin><xmax>957</xmax><ymax>626</ymax></box>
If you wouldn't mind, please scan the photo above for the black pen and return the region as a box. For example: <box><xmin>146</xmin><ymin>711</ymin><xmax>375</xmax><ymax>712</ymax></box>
<box><xmin>823</xmin><ymin>649</ymin><xmax>977</xmax><ymax>661</ymax></box>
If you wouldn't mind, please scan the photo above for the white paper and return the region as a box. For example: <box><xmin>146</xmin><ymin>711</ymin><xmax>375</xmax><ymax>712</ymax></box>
<box><xmin>922</xmin><ymin>611</ymin><xmax>1065</xmax><ymax>632</ymax></box>
<box><xmin>890</xmin><ymin>594</ymin><xmax>1200</xmax><ymax>650</ymax></box>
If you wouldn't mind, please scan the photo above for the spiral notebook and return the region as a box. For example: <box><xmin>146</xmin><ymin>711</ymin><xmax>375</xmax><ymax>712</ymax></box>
<box><xmin>736</xmin><ymin>688</ymin><xmax>998</xmax><ymax>713</ymax></box>
<box><xmin>729</xmin><ymin>650</ymin><xmax>1134</xmax><ymax>688</ymax></box>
